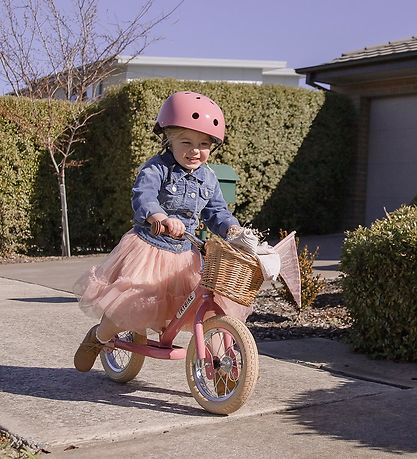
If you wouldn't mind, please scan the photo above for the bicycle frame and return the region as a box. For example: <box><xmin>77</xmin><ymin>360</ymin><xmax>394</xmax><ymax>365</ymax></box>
<box><xmin>111</xmin><ymin>224</ymin><xmax>229</xmax><ymax>362</ymax></box>
<box><xmin>112</xmin><ymin>283</ymin><xmax>224</xmax><ymax>361</ymax></box>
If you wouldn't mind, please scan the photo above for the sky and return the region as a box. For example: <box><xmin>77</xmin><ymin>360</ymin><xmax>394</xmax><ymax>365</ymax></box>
<box><xmin>113</xmin><ymin>0</ymin><xmax>417</xmax><ymax>69</ymax></box>
<box><xmin>2</xmin><ymin>0</ymin><xmax>417</xmax><ymax>92</ymax></box>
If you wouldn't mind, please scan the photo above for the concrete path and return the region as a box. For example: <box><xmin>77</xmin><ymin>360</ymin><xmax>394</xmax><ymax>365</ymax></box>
<box><xmin>51</xmin><ymin>388</ymin><xmax>417</xmax><ymax>458</ymax></box>
<box><xmin>1</xmin><ymin>234</ymin><xmax>417</xmax><ymax>457</ymax></box>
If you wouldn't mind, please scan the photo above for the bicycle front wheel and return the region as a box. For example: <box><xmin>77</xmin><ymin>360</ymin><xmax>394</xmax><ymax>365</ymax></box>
<box><xmin>186</xmin><ymin>315</ymin><xmax>259</xmax><ymax>415</ymax></box>
<box><xmin>100</xmin><ymin>331</ymin><xmax>146</xmax><ymax>383</ymax></box>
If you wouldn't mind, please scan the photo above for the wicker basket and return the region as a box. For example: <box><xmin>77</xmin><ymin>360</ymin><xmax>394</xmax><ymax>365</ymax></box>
<box><xmin>201</xmin><ymin>236</ymin><xmax>264</xmax><ymax>306</ymax></box>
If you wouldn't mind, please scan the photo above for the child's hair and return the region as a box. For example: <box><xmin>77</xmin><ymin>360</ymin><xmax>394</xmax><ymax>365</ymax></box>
<box><xmin>162</xmin><ymin>126</ymin><xmax>216</xmax><ymax>150</ymax></box>
<box><xmin>163</xmin><ymin>126</ymin><xmax>187</xmax><ymax>147</ymax></box>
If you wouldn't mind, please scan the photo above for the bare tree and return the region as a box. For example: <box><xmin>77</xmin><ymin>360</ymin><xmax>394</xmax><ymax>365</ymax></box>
<box><xmin>0</xmin><ymin>0</ymin><xmax>181</xmax><ymax>256</ymax></box>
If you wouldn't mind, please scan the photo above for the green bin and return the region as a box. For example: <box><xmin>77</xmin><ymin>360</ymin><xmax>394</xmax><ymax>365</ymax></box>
<box><xmin>208</xmin><ymin>164</ymin><xmax>239</xmax><ymax>204</ymax></box>
<box><xmin>197</xmin><ymin>164</ymin><xmax>239</xmax><ymax>241</ymax></box>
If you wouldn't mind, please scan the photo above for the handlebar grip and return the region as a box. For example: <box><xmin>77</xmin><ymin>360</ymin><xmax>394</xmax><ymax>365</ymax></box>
<box><xmin>151</xmin><ymin>221</ymin><xmax>167</xmax><ymax>236</ymax></box>
<box><xmin>150</xmin><ymin>221</ymin><xmax>204</xmax><ymax>251</ymax></box>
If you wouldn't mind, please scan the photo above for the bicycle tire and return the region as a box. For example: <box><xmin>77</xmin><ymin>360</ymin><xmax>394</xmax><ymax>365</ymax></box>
<box><xmin>100</xmin><ymin>331</ymin><xmax>146</xmax><ymax>383</ymax></box>
<box><xmin>186</xmin><ymin>315</ymin><xmax>259</xmax><ymax>415</ymax></box>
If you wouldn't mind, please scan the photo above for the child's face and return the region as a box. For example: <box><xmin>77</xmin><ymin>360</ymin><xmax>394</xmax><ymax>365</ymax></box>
<box><xmin>169</xmin><ymin>129</ymin><xmax>212</xmax><ymax>172</ymax></box>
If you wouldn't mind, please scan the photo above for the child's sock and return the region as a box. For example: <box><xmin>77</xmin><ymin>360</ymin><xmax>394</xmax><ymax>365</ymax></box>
<box><xmin>96</xmin><ymin>328</ymin><xmax>111</xmax><ymax>344</ymax></box>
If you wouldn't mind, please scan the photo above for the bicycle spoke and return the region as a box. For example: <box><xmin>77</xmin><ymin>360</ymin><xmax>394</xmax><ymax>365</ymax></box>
<box><xmin>104</xmin><ymin>332</ymin><xmax>134</xmax><ymax>372</ymax></box>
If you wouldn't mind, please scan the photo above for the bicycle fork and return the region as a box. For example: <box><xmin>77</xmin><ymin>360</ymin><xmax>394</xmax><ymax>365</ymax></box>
<box><xmin>193</xmin><ymin>292</ymin><xmax>239</xmax><ymax>380</ymax></box>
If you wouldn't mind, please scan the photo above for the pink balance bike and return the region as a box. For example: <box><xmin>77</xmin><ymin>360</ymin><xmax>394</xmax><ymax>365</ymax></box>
<box><xmin>99</xmin><ymin>222</ymin><xmax>301</xmax><ymax>415</ymax></box>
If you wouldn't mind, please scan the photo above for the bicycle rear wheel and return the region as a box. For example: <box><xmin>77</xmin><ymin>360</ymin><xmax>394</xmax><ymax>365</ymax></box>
<box><xmin>100</xmin><ymin>331</ymin><xmax>146</xmax><ymax>383</ymax></box>
<box><xmin>186</xmin><ymin>315</ymin><xmax>259</xmax><ymax>415</ymax></box>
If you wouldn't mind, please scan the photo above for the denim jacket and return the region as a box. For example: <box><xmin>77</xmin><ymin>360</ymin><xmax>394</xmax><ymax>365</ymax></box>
<box><xmin>132</xmin><ymin>150</ymin><xmax>239</xmax><ymax>253</ymax></box>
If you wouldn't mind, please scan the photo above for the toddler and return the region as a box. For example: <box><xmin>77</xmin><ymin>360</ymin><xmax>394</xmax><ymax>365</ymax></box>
<box><xmin>73</xmin><ymin>91</ymin><xmax>249</xmax><ymax>372</ymax></box>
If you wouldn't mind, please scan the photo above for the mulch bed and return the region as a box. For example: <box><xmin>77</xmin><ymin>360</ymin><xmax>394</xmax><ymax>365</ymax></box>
<box><xmin>248</xmin><ymin>279</ymin><xmax>351</xmax><ymax>341</ymax></box>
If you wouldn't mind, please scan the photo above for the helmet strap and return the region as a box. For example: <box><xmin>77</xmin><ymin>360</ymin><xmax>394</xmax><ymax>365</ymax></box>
<box><xmin>210</xmin><ymin>143</ymin><xmax>222</xmax><ymax>154</ymax></box>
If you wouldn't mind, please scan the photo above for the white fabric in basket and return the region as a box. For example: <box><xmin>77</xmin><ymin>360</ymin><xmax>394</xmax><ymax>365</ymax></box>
<box><xmin>228</xmin><ymin>228</ymin><xmax>281</xmax><ymax>281</ymax></box>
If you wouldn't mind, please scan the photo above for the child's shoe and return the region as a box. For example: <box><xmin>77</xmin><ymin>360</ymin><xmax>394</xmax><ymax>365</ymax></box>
<box><xmin>74</xmin><ymin>325</ymin><xmax>104</xmax><ymax>372</ymax></box>
<box><xmin>214</xmin><ymin>372</ymin><xmax>237</xmax><ymax>396</ymax></box>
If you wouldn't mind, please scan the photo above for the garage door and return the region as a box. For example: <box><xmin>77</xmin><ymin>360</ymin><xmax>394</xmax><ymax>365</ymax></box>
<box><xmin>366</xmin><ymin>95</ymin><xmax>417</xmax><ymax>225</ymax></box>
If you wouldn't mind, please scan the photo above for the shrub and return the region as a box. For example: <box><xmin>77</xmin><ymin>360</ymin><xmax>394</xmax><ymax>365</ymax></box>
<box><xmin>0</xmin><ymin>119</ymin><xmax>39</xmax><ymax>255</ymax></box>
<box><xmin>0</xmin><ymin>96</ymin><xmax>84</xmax><ymax>256</ymax></box>
<box><xmin>341</xmin><ymin>205</ymin><xmax>417</xmax><ymax>361</ymax></box>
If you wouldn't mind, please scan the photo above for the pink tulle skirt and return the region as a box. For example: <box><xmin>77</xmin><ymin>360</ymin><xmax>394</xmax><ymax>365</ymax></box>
<box><xmin>74</xmin><ymin>230</ymin><xmax>252</xmax><ymax>334</ymax></box>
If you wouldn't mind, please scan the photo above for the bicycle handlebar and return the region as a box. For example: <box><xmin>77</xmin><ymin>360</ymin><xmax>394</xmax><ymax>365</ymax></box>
<box><xmin>151</xmin><ymin>221</ymin><xmax>205</xmax><ymax>251</ymax></box>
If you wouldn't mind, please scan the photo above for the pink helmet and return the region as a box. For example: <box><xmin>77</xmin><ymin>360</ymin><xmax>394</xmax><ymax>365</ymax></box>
<box><xmin>153</xmin><ymin>91</ymin><xmax>225</xmax><ymax>144</ymax></box>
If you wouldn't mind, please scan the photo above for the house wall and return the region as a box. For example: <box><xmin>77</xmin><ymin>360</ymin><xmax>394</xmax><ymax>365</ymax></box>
<box><xmin>333</xmin><ymin>76</ymin><xmax>417</xmax><ymax>227</ymax></box>
<box><xmin>126</xmin><ymin>63</ymin><xmax>265</xmax><ymax>83</ymax></box>
<box><xmin>101</xmin><ymin>67</ymin><xmax>128</xmax><ymax>93</ymax></box>
<box><xmin>99</xmin><ymin>62</ymin><xmax>300</xmax><ymax>91</ymax></box>
<box><xmin>262</xmin><ymin>73</ymin><xmax>300</xmax><ymax>87</ymax></box>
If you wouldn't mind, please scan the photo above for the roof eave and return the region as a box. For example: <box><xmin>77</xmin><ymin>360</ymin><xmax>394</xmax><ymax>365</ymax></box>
<box><xmin>115</xmin><ymin>55</ymin><xmax>289</xmax><ymax>70</ymax></box>
<box><xmin>296</xmin><ymin>50</ymin><xmax>417</xmax><ymax>86</ymax></box>
<box><xmin>297</xmin><ymin>50</ymin><xmax>417</xmax><ymax>73</ymax></box>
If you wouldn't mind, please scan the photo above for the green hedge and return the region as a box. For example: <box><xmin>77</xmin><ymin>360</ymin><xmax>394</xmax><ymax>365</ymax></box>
<box><xmin>71</xmin><ymin>79</ymin><xmax>356</xmax><ymax>250</ymax></box>
<box><xmin>0</xmin><ymin>119</ymin><xmax>38</xmax><ymax>255</ymax></box>
<box><xmin>0</xmin><ymin>96</ymin><xmax>80</xmax><ymax>255</ymax></box>
<box><xmin>341</xmin><ymin>205</ymin><xmax>417</xmax><ymax>361</ymax></box>
<box><xmin>1</xmin><ymin>79</ymin><xmax>356</xmax><ymax>255</ymax></box>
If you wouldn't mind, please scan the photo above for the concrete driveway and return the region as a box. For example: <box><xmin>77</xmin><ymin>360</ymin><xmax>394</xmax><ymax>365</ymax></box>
<box><xmin>1</xmin><ymin>234</ymin><xmax>417</xmax><ymax>457</ymax></box>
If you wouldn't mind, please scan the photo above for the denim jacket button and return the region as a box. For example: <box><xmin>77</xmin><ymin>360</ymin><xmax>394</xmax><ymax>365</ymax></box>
<box><xmin>190</xmin><ymin>192</ymin><xmax>196</xmax><ymax>198</ymax></box>
<box><xmin>176</xmin><ymin>243</ymin><xmax>182</xmax><ymax>250</ymax></box>
<box><xmin>186</xmin><ymin>211</ymin><xmax>193</xmax><ymax>217</ymax></box>
<box><xmin>172</xmin><ymin>185</ymin><xmax>177</xmax><ymax>192</ymax></box>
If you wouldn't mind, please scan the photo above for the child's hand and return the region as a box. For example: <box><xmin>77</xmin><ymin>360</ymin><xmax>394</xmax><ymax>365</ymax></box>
<box><xmin>161</xmin><ymin>217</ymin><xmax>186</xmax><ymax>238</ymax></box>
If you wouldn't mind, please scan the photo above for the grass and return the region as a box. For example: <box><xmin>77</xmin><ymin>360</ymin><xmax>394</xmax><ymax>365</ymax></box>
<box><xmin>0</xmin><ymin>432</ymin><xmax>42</xmax><ymax>458</ymax></box>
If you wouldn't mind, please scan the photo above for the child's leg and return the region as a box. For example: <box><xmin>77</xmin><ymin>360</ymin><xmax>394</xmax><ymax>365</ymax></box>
<box><xmin>96</xmin><ymin>315</ymin><xmax>124</xmax><ymax>342</ymax></box>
